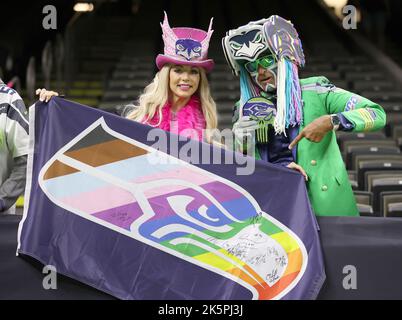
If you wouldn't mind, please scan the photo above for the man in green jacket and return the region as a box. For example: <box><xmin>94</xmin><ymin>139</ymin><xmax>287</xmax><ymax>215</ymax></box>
<box><xmin>222</xmin><ymin>15</ymin><xmax>386</xmax><ymax>216</ymax></box>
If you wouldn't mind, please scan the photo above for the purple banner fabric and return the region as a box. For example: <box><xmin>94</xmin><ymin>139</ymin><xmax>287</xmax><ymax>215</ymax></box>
<box><xmin>17</xmin><ymin>98</ymin><xmax>325</xmax><ymax>300</ymax></box>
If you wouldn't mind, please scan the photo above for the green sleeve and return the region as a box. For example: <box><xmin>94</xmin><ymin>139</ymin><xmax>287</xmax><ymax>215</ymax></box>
<box><xmin>319</xmin><ymin>80</ymin><xmax>386</xmax><ymax>132</ymax></box>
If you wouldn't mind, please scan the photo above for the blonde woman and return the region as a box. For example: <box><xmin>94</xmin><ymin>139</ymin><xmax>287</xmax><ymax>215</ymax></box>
<box><xmin>37</xmin><ymin>12</ymin><xmax>219</xmax><ymax>144</ymax></box>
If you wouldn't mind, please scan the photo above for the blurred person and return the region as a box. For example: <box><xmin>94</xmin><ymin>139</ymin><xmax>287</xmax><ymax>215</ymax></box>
<box><xmin>0</xmin><ymin>79</ymin><xmax>28</xmax><ymax>215</ymax></box>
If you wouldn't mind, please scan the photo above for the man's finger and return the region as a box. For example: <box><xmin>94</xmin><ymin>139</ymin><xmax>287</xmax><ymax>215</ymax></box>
<box><xmin>289</xmin><ymin>132</ymin><xmax>304</xmax><ymax>150</ymax></box>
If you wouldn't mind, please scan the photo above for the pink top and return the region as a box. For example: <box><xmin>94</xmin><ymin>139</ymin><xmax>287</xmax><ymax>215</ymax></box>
<box><xmin>144</xmin><ymin>95</ymin><xmax>206</xmax><ymax>142</ymax></box>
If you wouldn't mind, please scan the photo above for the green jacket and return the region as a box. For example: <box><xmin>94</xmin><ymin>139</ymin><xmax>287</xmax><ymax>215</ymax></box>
<box><xmin>233</xmin><ymin>76</ymin><xmax>386</xmax><ymax>216</ymax></box>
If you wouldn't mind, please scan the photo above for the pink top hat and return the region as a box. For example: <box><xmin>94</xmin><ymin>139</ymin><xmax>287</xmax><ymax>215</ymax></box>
<box><xmin>155</xmin><ymin>12</ymin><xmax>215</xmax><ymax>72</ymax></box>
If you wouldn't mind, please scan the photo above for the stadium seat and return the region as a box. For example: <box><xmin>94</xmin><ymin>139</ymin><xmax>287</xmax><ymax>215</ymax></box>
<box><xmin>302</xmin><ymin>62</ymin><xmax>333</xmax><ymax>72</ymax></box>
<box><xmin>210</xmin><ymin>71</ymin><xmax>237</xmax><ymax>81</ymax></box>
<box><xmin>379</xmin><ymin>191</ymin><xmax>402</xmax><ymax>217</ymax></box>
<box><xmin>380</xmin><ymin>102</ymin><xmax>402</xmax><ymax>114</ymax></box>
<box><xmin>353</xmin><ymin>152</ymin><xmax>402</xmax><ymax>171</ymax></box>
<box><xmin>390</xmin><ymin>125</ymin><xmax>402</xmax><ymax>142</ymax></box>
<box><xmin>354</xmin><ymin>190</ymin><xmax>374</xmax><ymax>216</ymax></box>
<box><xmin>337</xmin><ymin>133</ymin><xmax>388</xmax><ymax>151</ymax></box>
<box><xmin>348</xmin><ymin>170</ymin><xmax>358</xmax><ymax>190</ymax></box>
<box><xmin>371</xmin><ymin>177</ymin><xmax>402</xmax><ymax>214</ymax></box>
<box><xmin>337</xmin><ymin>64</ymin><xmax>377</xmax><ymax>74</ymax></box>
<box><xmin>344</xmin><ymin>71</ymin><xmax>385</xmax><ymax>81</ymax></box>
<box><xmin>211</xmin><ymin>82</ymin><xmax>239</xmax><ymax>91</ymax></box>
<box><xmin>300</xmin><ymin>70</ymin><xmax>341</xmax><ymax>80</ymax></box>
<box><xmin>387</xmin><ymin>203</ymin><xmax>402</xmax><ymax>217</ymax></box>
<box><xmin>342</xmin><ymin>140</ymin><xmax>396</xmax><ymax>157</ymax></box>
<box><xmin>352</xmin><ymin>81</ymin><xmax>395</xmax><ymax>93</ymax></box>
<box><xmin>213</xmin><ymin>91</ymin><xmax>240</xmax><ymax>102</ymax></box>
<box><xmin>357</xmin><ymin>159</ymin><xmax>402</xmax><ymax>188</ymax></box>
<box><xmin>364</xmin><ymin>170</ymin><xmax>402</xmax><ymax>192</ymax></box>
<box><xmin>108</xmin><ymin>79</ymin><xmax>149</xmax><ymax>89</ymax></box>
<box><xmin>361</xmin><ymin>91</ymin><xmax>402</xmax><ymax>103</ymax></box>
<box><xmin>112</xmin><ymin>70</ymin><xmax>152</xmax><ymax>81</ymax></box>
<box><xmin>346</xmin><ymin>145</ymin><xmax>400</xmax><ymax>170</ymax></box>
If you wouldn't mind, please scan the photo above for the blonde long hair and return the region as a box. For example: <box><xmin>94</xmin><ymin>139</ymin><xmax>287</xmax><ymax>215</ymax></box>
<box><xmin>127</xmin><ymin>64</ymin><xmax>218</xmax><ymax>143</ymax></box>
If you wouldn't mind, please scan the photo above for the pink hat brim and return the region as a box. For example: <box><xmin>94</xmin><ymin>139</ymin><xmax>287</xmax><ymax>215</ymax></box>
<box><xmin>156</xmin><ymin>54</ymin><xmax>215</xmax><ymax>73</ymax></box>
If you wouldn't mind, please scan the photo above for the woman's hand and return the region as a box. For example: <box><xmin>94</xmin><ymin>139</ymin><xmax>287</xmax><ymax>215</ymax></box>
<box><xmin>286</xmin><ymin>162</ymin><xmax>308</xmax><ymax>181</ymax></box>
<box><xmin>36</xmin><ymin>88</ymin><xmax>59</xmax><ymax>102</ymax></box>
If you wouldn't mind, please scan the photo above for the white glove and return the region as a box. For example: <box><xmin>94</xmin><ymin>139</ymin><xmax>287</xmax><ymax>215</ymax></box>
<box><xmin>232</xmin><ymin>116</ymin><xmax>258</xmax><ymax>153</ymax></box>
<box><xmin>233</xmin><ymin>116</ymin><xmax>258</xmax><ymax>139</ymax></box>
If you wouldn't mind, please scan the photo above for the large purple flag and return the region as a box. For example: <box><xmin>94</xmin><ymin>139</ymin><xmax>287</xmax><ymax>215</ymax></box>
<box><xmin>17</xmin><ymin>98</ymin><xmax>325</xmax><ymax>299</ymax></box>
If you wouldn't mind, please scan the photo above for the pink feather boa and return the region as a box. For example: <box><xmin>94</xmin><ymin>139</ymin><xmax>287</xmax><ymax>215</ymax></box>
<box><xmin>144</xmin><ymin>95</ymin><xmax>206</xmax><ymax>141</ymax></box>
